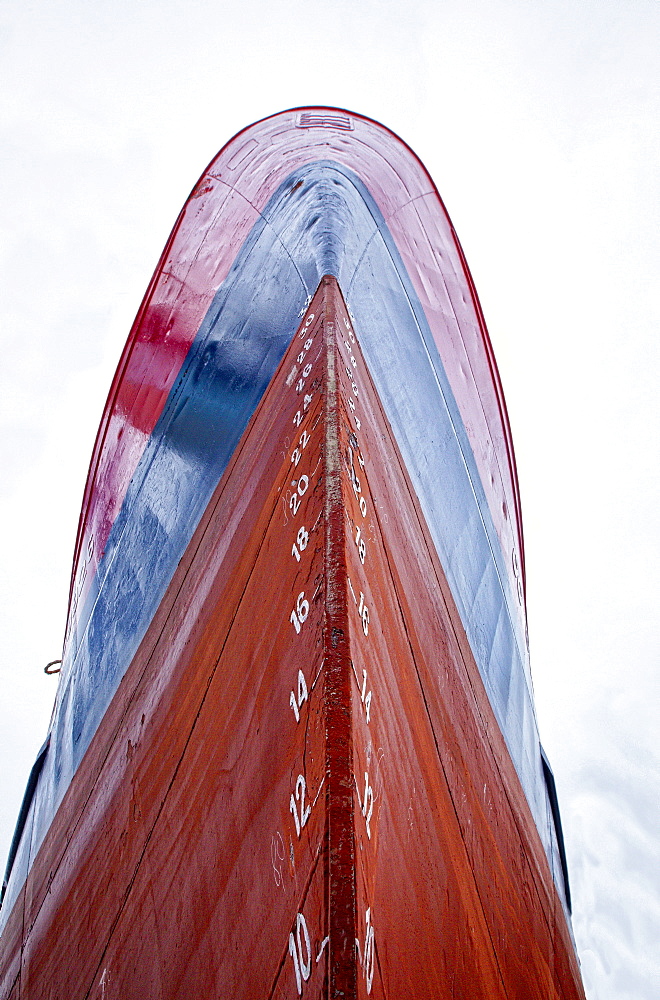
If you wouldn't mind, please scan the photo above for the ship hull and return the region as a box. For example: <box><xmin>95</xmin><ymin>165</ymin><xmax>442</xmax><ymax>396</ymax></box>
<box><xmin>0</xmin><ymin>110</ymin><xmax>584</xmax><ymax>999</ymax></box>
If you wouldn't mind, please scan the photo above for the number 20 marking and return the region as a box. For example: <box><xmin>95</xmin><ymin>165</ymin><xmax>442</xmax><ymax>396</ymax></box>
<box><xmin>289</xmin><ymin>475</ymin><xmax>309</xmax><ymax>516</ymax></box>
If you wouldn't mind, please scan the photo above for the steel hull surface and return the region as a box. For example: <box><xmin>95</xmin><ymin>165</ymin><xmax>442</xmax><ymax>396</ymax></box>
<box><xmin>0</xmin><ymin>110</ymin><xmax>584</xmax><ymax>999</ymax></box>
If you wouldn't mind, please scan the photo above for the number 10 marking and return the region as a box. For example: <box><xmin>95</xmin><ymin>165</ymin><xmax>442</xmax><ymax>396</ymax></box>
<box><xmin>364</xmin><ymin>908</ymin><xmax>375</xmax><ymax>994</ymax></box>
<box><xmin>288</xmin><ymin>913</ymin><xmax>312</xmax><ymax>995</ymax></box>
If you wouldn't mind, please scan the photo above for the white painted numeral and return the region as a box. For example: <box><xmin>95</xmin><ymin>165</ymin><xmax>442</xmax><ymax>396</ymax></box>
<box><xmin>288</xmin><ymin>913</ymin><xmax>312</xmax><ymax>995</ymax></box>
<box><xmin>361</xmin><ymin>669</ymin><xmax>372</xmax><ymax>724</ymax></box>
<box><xmin>347</xmin><ymin>447</ymin><xmax>361</xmax><ymax>497</ymax></box>
<box><xmin>358</xmin><ymin>592</ymin><xmax>370</xmax><ymax>636</ymax></box>
<box><xmin>290</xmin><ymin>774</ymin><xmax>312</xmax><ymax>837</ymax></box>
<box><xmin>291</xmin><ymin>430</ymin><xmax>310</xmax><ymax>466</ymax></box>
<box><xmin>347</xmin><ymin>397</ymin><xmax>361</xmax><ymax>430</ymax></box>
<box><xmin>359</xmin><ymin>496</ymin><xmax>367</xmax><ymax>517</ymax></box>
<box><xmin>290</xmin><ymin>592</ymin><xmax>310</xmax><ymax>634</ymax></box>
<box><xmin>289</xmin><ymin>475</ymin><xmax>309</xmax><ymax>516</ymax></box>
<box><xmin>293</xmin><ymin>395</ymin><xmax>314</xmax><ymax>428</ymax></box>
<box><xmin>297</xmin><ymin>338</ymin><xmax>313</xmax><ymax>363</ymax></box>
<box><xmin>364</xmin><ymin>908</ymin><xmax>375</xmax><ymax>994</ymax></box>
<box><xmin>291</xmin><ymin>525</ymin><xmax>309</xmax><ymax>562</ymax></box>
<box><xmin>362</xmin><ymin>772</ymin><xmax>374</xmax><ymax>838</ymax></box>
<box><xmin>355</xmin><ymin>525</ymin><xmax>366</xmax><ymax>564</ymax></box>
<box><xmin>289</xmin><ymin>669</ymin><xmax>309</xmax><ymax>722</ymax></box>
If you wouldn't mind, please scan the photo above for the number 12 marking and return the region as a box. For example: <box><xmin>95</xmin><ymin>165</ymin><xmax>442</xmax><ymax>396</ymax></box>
<box><xmin>290</xmin><ymin>774</ymin><xmax>311</xmax><ymax>837</ymax></box>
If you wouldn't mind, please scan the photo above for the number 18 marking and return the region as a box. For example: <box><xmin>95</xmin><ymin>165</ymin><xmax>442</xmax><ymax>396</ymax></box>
<box><xmin>292</xmin><ymin>526</ymin><xmax>309</xmax><ymax>562</ymax></box>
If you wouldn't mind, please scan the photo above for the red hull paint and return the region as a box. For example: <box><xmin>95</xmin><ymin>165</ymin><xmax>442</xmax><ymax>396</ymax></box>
<box><xmin>0</xmin><ymin>280</ymin><xmax>583</xmax><ymax>999</ymax></box>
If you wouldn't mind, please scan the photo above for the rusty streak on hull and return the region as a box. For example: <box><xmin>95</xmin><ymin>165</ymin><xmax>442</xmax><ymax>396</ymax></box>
<box><xmin>0</xmin><ymin>278</ymin><xmax>583</xmax><ymax>998</ymax></box>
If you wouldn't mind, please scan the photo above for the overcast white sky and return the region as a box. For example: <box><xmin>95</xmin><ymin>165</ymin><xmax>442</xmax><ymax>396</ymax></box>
<box><xmin>1</xmin><ymin>1</ymin><xmax>658</xmax><ymax>997</ymax></box>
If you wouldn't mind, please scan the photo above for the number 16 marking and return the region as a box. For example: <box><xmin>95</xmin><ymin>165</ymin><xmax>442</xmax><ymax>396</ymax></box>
<box><xmin>290</xmin><ymin>592</ymin><xmax>310</xmax><ymax>634</ymax></box>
